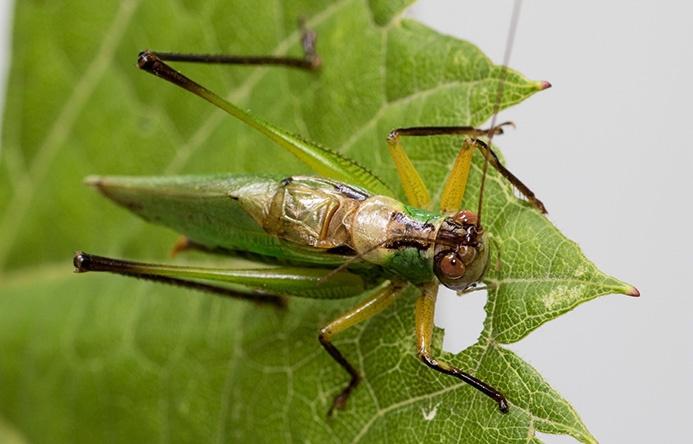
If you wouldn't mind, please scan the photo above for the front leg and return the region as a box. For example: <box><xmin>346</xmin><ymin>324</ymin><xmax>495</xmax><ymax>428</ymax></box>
<box><xmin>386</xmin><ymin>124</ymin><xmax>510</xmax><ymax>211</ymax></box>
<box><xmin>415</xmin><ymin>281</ymin><xmax>509</xmax><ymax>413</ymax></box>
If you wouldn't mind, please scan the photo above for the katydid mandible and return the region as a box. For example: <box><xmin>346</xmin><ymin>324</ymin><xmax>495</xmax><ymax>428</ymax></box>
<box><xmin>74</xmin><ymin>17</ymin><xmax>548</xmax><ymax>416</ymax></box>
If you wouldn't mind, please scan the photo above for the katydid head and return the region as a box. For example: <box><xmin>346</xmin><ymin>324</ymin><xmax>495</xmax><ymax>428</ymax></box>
<box><xmin>433</xmin><ymin>209</ymin><xmax>490</xmax><ymax>291</ymax></box>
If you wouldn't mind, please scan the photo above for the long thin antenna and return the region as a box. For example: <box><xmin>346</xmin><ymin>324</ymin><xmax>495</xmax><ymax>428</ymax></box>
<box><xmin>477</xmin><ymin>0</ymin><xmax>523</xmax><ymax>227</ymax></box>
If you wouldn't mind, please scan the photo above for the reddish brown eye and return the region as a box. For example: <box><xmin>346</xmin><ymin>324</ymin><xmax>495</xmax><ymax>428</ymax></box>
<box><xmin>453</xmin><ymin>210</ymin><xmax>477</xmax><ymax>226</ymax></box>
<box><xmin>440</xmin><ymin>252</ymin><xmax>466</xmax><ymax>279</ymax></box>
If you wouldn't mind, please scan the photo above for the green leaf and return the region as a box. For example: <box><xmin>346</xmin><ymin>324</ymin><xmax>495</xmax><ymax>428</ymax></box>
<box><xmin>0</xmin><ymin>0</ymin><xmax>637</xmax><ymax>443</ymax></box>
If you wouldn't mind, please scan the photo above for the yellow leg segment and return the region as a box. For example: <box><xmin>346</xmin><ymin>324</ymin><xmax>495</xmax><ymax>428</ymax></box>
<box><xmin>415</xmin><ymin>281</ymin><xmax>509</xmax><ymax>413</ymax></box>
<box><xmin>320</xmin><ymin>281</ymin><xmax>407</xmax><ymax>416</ymax></box>
<box><xmin>440</xmin><ymin>138</ymin><xmax>476</xmax><ymax>214</ymax></box>
<box><xmin>386</xmin><ymin>132</ymin><xmax>431</xmax><ymax>209</ymax></box>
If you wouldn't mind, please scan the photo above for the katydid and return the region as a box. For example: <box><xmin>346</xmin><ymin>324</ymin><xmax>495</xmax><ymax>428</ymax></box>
<box><xmin>74</xmin><ymin>17</ymin><xmax>548</xmax><ymax>416</ymax></box>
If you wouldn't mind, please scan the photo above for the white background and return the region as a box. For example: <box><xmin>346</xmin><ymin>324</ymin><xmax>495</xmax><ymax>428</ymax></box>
<box><xmin>410</xmin><ymin>1</ymin><xmax>693</xmax><ymax>443</ymax></box>
<box><xmin>0</xmin><ymin>0</ymin><xmax>690</xmax><ymax>443</ymax></box>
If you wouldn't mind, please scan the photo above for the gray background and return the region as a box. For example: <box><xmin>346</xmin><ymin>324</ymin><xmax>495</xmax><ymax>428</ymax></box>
<box><xmin>0</xmin><ymin>0</ymin><xmax>689</xmax><ymax>442</ymax></box>
<box><xmin>411</xmin><ymin>1</ymin><xmax>692</xmax><ymax>443</ymax></box>
<box><xmin>0</xmin><ymin>0</ymin><xmax>9</xmax><ymax>129</ymax></box>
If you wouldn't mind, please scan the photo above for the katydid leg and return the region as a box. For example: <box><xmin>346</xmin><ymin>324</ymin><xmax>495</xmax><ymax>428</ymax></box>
<box><xmin>74</xmin><ymin>252</ymin><xmax>286</xmax><ymax>306</ymax></box>
<box><xmin>441</xmin><ymin>137</ymin><xmax>546</xmax><ymax>215</ymax></box>
<box><xmin>386</xmin><ymin>125</ymin><xmax>546</xmax><ymax>214</ymax></box>
<box><xmin>440</xmin><ymin>138</ymin><xmax>476</xmax><ymax>214</ymax></box>
<box><xmin>74</xmin><ymin>252</ymin><xmax>366</xmax><ymax>304</ymax></box>
<box><xmin>385</xmin><ymin>124</ymin><xmax>509</xmax><ymax>211</ymax></box>
<box><xmin>472</xmin><ymin>139</ymin><xmax>547</xmax><ymax>214</ymax></box>
<box><xmin>415</xmin><ymin>281</ymin><xmax>509</xmax><ymax>413</ymax></box>
<box><xmin>136</xmin><ymin>53</ymin><xmax>391</xmax><ymax>197</ymax></box>
<box><xmin>152</xmin><ymin>21</ymin><xmax>320</xmax><ymax>71</ymax></box>
<box><xmin>385</xmin><ymin>132</ymin><xmax>431</xmax><ymax>209</ymax></box>
<box><xmin>319</xmin><ymin>280</ymin><xmax>407</xmax><ymax>416</ymax></box>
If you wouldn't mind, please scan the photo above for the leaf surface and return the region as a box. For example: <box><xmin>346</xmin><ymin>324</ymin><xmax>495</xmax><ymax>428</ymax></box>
<box><xmin>0</xmin><ymin>0</ymin><xmax>636</xmax><ymax>443</ymax></box>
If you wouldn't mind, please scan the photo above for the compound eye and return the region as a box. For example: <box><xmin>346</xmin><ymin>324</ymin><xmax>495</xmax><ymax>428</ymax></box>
<box><xmin>453</xmin><ymin>210</ymin><xmax>477</xmax><ymax>226</ymax></box>
<box><xmin>439</xmin><ymin>252</ymin><xmax>466</xmax><ymax>279</ymax></box>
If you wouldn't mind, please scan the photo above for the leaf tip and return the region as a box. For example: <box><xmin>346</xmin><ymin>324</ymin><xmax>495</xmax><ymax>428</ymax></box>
<box><xmin>539</xmin><ymin>80</ymin><xmax>552</xmax><ymax>90</ymax></box>
<box><xmin>626</xmin><ymin>284</ymin><xmax>640</xmax><ymax>297</ymax></box>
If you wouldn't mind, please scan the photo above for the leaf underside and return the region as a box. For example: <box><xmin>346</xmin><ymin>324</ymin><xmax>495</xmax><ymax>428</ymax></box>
<box><xmin>0</xmin><ymin>0</ymin><xmax>636</xmax><ymax>443</ymax></box>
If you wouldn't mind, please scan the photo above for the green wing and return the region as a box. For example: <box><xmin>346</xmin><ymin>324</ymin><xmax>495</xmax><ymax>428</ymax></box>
<box><xmin>86</xmin><ymin>173</ymin><xmax>356</xmax><ymax>266</ymax></box>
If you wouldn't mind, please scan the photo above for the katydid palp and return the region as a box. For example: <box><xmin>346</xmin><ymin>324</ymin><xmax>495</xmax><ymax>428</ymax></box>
<box><xmin>73</xmin><ymin>12</ymin><xmax>549</xmax><ymax>416</ymax></box>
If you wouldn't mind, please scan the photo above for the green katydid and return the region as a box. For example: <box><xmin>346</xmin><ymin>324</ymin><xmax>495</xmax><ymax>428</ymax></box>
<box><xmin>73</xmin><ymin>20</ymin><xmax>549</xmax><ymax>416</ymax></box>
